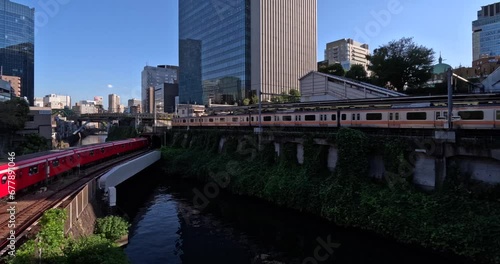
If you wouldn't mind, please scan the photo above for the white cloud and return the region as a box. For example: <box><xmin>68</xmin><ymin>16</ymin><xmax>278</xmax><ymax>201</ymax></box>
<box><xmin>107</xmin><ymin>84</ymin><xmax>113</xmax><ymax>88</ymax></box>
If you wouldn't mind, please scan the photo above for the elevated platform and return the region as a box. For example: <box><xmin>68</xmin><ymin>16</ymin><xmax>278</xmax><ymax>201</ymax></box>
<box><xmin>98</xmin><ymin>151</ymin><xmax>161</xmax><ymax>206</ymax></box>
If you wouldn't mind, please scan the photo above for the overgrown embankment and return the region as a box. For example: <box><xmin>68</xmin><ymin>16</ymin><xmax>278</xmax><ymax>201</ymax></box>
<box><xmin>162</xmin><ymin>129</ymin><xmax>500</xmax><ymax>264</ymax></box>
<box><xmin>106</xmin><ymin>126</ymin><xmax>138</xmax><ymax>141</ymax></box>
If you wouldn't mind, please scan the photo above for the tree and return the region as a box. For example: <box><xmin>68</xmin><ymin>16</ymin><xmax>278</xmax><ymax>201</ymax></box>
<box><xmin>242</xmin><ymin>98</ymin><xmax>250</xmax><ymax>106</ymax></box>
<box><xmin>318</xmin><ymin>63</ymin><xmax>345</xmax><ymax>76</ymax></box>
<box><xmin>345</xmin><ymin>64</ymin><xmax>368</xmax><ymax>81</ymax></box>
<box><xmin>0</xmin><ymin>97</ymin><xmax>30</xmax><ymax>134</ymax></box>
<box><xmin>288</xmin><ymin>89</ymin><xmax>301</xmax><ymax>103</ymax></box>
<box><xmin>367</xmin><ymin>37</ymin><xmax>434</xmax><ymax>91</ymax></box>
<box><xmin>18</xmin><ymin>133</ymin><xmax>50</xmax><ymax>155</ymax></box>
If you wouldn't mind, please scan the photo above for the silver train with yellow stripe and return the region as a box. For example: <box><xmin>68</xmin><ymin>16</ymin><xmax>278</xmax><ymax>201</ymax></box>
<box><xmin>172</xmin><ymin>103</ymin><xmax>500</xmax><ymax>130</ymax></box>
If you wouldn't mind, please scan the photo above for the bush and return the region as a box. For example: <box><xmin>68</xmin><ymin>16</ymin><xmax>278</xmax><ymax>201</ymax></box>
<box><xmin>64</xmin><ymin>235</ymin><xmax>130</xmax><ymax>264</ymax></box>
<box><xmin>95</xmin><ymin>216</ymin><xmax>130</xmax><ymax>241</ymax></box>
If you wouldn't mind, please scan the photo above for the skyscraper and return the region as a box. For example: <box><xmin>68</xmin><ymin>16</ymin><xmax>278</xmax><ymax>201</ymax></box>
<box><xmin>473</xmin><ymin>2</ymin><xmax>500</xmax><ymax>60</ymax></box>
<box><xmin>141</xmin><ymin>65</ymin><xmax>178</xmax><ymax>113</ymax></box>
<box><xmin>179</xmin><ymin>0</ymin><xmax>317</xmax><ymax>104</ymax></box>
<box><xmin>0</xmin><ymin>0</ymin><xmax>34</xmax><ymax>105</ymax></box>
<box><xmin>108</xmin><ymin>94</ymin><xmax>120</xmax><ymax>113</ymax></box>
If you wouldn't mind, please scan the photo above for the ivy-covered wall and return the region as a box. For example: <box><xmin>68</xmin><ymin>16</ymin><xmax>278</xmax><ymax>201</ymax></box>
<box><xmin>162</xmin><ymin>128</ymin><xmax>500</xmax><ymax>264</ymax></box>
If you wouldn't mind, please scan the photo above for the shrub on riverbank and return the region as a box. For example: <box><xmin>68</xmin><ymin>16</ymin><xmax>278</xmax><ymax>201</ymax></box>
<box><xmin>5</xmin><ymin>209</ymin><xmax>130</xmax><ymax>264</ymax></box>
<box><xmin>161</xmin><ymin>129</ymin><xmax>500</xmax><ymax>263</ymax></box>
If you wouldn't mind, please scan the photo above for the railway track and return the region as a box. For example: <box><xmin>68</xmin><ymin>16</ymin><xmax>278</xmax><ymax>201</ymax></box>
<box><xmin>0</xmin><ymin>149</ymin><xmax>152</xmax><ymax>254</ymax></box>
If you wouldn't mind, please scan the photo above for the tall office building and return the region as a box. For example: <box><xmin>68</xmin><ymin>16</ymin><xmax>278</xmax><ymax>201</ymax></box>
<box><xmin>179</xmin><ymin>0</ymin><xmax>317</xmax><ymax>104</ymax></box>
<box><xmin>473</xmin><ymin>2</ymin><xmax>500</xmax><ymax>60</ymax></box>
<box><xmin>0</xmin><ymin>0</ymin><xmax>34</xmax><ymax>105</ymax></box>
<box><xmin>141</xmin><ymin>65</ymin><xmax>178</xmax><ymax>113</ymax></box>
<box><xmin>324</xmin><ymin>38</ymin><xmax>370</xmax><ymax>71</ymax></box>
<box><xmin>108</xmin><ymin>94</ymin><xmax>120</xmax><ymax>113</ymax></box>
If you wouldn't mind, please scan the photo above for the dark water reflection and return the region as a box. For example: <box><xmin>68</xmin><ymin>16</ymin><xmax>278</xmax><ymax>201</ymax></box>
<box><xmin>121</xmin><ymin>165</ymin><xmax>466</xmax><ymax>264</ymax></box>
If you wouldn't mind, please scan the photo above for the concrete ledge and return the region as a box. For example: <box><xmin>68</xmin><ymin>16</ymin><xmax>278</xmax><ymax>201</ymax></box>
<box><xmin>98</xmin><ymin>151</ymin><xmax>161</xmax><ymax>206</ymax></box>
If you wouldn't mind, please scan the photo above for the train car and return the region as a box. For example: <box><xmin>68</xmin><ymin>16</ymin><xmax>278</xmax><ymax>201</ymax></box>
<box><xmin>172</xmin><ymin>104</ymin><xmax>500</xmax><ymax>131</ymax></box>
<box><xmin>0</xmin><ymin>138</ymin><xmax>150</xmax><ymax>199</ymax></box>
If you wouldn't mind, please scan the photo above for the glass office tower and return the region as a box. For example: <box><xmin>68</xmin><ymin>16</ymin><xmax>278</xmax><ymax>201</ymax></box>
<box><xmin>179</xmin><ymin>0</ymin><xmax>251</xmax><ymax>105</ymax></box>
<box><xmin>0</xmin><ymin>0</ymin><xmax>34</xmax><ymax>105</ymax></box>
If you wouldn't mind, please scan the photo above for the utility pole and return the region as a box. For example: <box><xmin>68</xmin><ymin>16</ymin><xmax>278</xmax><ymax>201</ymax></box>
<box><xmin>447</xmin><ymin>67</ymin><xmax>453</xmax><ymax>131</ymax></box>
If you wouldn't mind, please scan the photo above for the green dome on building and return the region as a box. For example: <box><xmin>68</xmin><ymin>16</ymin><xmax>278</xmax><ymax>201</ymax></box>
<box><xmin>433</xmin><ymin>55</ymin><xmax>452</xmax><ymax>74</ymax></box>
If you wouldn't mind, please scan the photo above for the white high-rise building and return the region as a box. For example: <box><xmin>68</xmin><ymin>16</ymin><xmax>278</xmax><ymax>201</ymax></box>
<box><xmin>42</xmin><ymin>94</ymin><xmax>71</xmax><ymax>109</ymax></box>
<box><xmin>324</xmin><ymin>38</ymin><xmax>370</xmax><ymax>71</ymax></box>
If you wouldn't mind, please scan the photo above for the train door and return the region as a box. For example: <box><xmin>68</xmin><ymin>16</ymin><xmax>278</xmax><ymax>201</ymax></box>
<box><xmin>435</xmin><ymin>111</ymin><xmax>447</xmax><ymax>129</ymax></box>
<box><xmin>388</xmin><ymin>112</ymin><xmax>400</xmax><ymax>128</ymax></box>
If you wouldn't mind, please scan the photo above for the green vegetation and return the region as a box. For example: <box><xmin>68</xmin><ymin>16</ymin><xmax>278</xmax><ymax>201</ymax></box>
<box><xmin>17</xmin><ymin>134</ymin><xmax>50</xmax><ymax>155</ymax></box>
<box><xmin>367</xmin><ymin>37</ymin><xmax>434</xmax><ymax>91</ymax></box>
<box><xmin>106</xmin><ymin>126</ymin><xmax>138</xmax><ymax>141</ymax></box>
<box><xmin>0</xmin><ymin>97</ymin><xmax>30</xmax><ymax>134</ymax></box>
<box><xmin>318</xmin><ymin>62</ymin><xmax>345</xmax><ymax>76</ymax></box>
<box><xmin>270</xmin><ymin>89</ymin><xmax>301</xmax><ymax>103</ymax></box>
<box><xmin>6</xmin><ymin>209</ymin><xmax>130</xmax><ymax>264</ymax></box>
<box><xmin>95</xmin><ymin>216</ymin><xmax>131</xmax><ymax>241</ymax></box>
<box><xmin>162</xmin><ymin>129</ymin><xmax>500</xmax><ymax>263</ymax></box>
<box><xmin>345</xmin><ymin>64</ymin><xmax>368</xmax><ymax>82</ymax></box>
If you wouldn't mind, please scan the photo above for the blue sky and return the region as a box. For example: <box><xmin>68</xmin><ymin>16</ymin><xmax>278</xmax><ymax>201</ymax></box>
<box><xmin>12</xmin><ymin>0</ymin><xmax>494</xmax><ymax>108</ymax></box>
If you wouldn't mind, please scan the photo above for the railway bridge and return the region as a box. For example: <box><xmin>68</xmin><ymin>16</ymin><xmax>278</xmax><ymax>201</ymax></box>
<box><xmin>167</xmin><ymin>126</ymin><xmax>500</xmax><ymax>191</ymax></box>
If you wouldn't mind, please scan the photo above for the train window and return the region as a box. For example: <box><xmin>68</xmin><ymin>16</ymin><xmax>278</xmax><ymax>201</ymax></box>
<box><xmin>263</xmin><ymin>116</ymin><xmax>271</xmax><ymax>121</ymax></box>
<box><xmin>331</xmin><ymin>114</ymin><xmax>337</xmax><ymax>121</ymax></box>
<box><xmin>352</xmin><ymin>114</ymin><xmax>356</xmax><ymax>120</ymax></box>
<box><xmin>283</xmin><ymin>116</ymin><xmax>292</xmax><ymax>121</ymax></box>
<box><xmin>389</xmin><ymin>113</ymin><xmax>393</xmax><ymax>120</ymax></box>
<box><xmin>341</xmin><ymin>114</ymin><xmax>346</xmax><ymax>120</ymax></box>
<box><xmin>395</xmin><ymin>113</ymin><xmax>399</xmax><ymax>120</ymax></box>
<box><xmin>406</xmin><ymin>112</ymin><xmax>427</xmax><ymax>120</ymax></box>
<box><xmin>497</xmin><ymin>111</ymin><xmax>500</xmax><ymax>120</ymax></box>
<box><xmin>246</xmin><ymin>117</ymin><xmax>249</xmax><ymax>122</ymax></box>
<box><xmin>1</xmin><ymin>175</ymin><xmax>6</xmax><ymax>184</ymax></box>
<box><xmin>69</xmin><ymin>156</ymin><xmax>74</xmax><ymax>162</ymax></box>
<box><xmin>232</xmin><ymin>117</ymin><xmax>238</xmax><ymax>122</ymax></box>
<box><xmin>366</xmin><ymin>113</ymin><xmax>382</xmax><ymax>120</ymax></box>
<box><xmin>29</xmin><ymin>166</ymin><xmax>38</xmax><ymax>175</ymax></box>
<box><xmin>357</xmin><ymin>114</ymin><xmax>360</xmax><ymax>120</ymax></box>
<box><xmin>90</xmin><ymin>150</ymin><xmax>94</xmax><ymax>156</ymax></box>
<box><xmin>53</xmin><ymin>160</ymin><xmax>59</xmax><ymax>167</ymax></box>
<box><xmin>190</xmin><ymin>119</ymin><xmax>194</xmax><ymax>123</ymax></box>
<box><xmin>303</xmin><ymin>115</ymin><xmax>315</xmax><ymax>121</ymax></box>
<box><xmin>220</xmin><ymin>118</ymin><xmax>225</xmax><ymax>122</ymax></box>
<box><xmin>209</xmin><ymin>118</ymin><xmax>214</xmax><ymax>122</ymax></box>
<box><xmin>458</xmin><ymin>111</ymin><xmax>484</xmax><ymax>120</ymax></box>
<box><xmin>183</xmin><ymin>119</ymin><xmax>186</xmax><ymax>123</ymax></box>
<box><xmin>101</xmin><ymin>147</ymin><xmax>105</xmax><ymax>153</ymax></box>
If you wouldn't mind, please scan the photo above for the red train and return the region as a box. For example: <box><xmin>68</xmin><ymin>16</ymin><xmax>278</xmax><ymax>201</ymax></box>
<box><xmin>0</xmin><ymin>137</ymin><xmax>149</xmax><ymax>199</ymax></box>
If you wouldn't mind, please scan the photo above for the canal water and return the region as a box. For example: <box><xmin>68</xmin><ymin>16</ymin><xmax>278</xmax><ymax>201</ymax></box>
<box><xmin>120</xmin><ymin>164</ymin><xmax>467</xmax><ymax>264</ymax></box>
